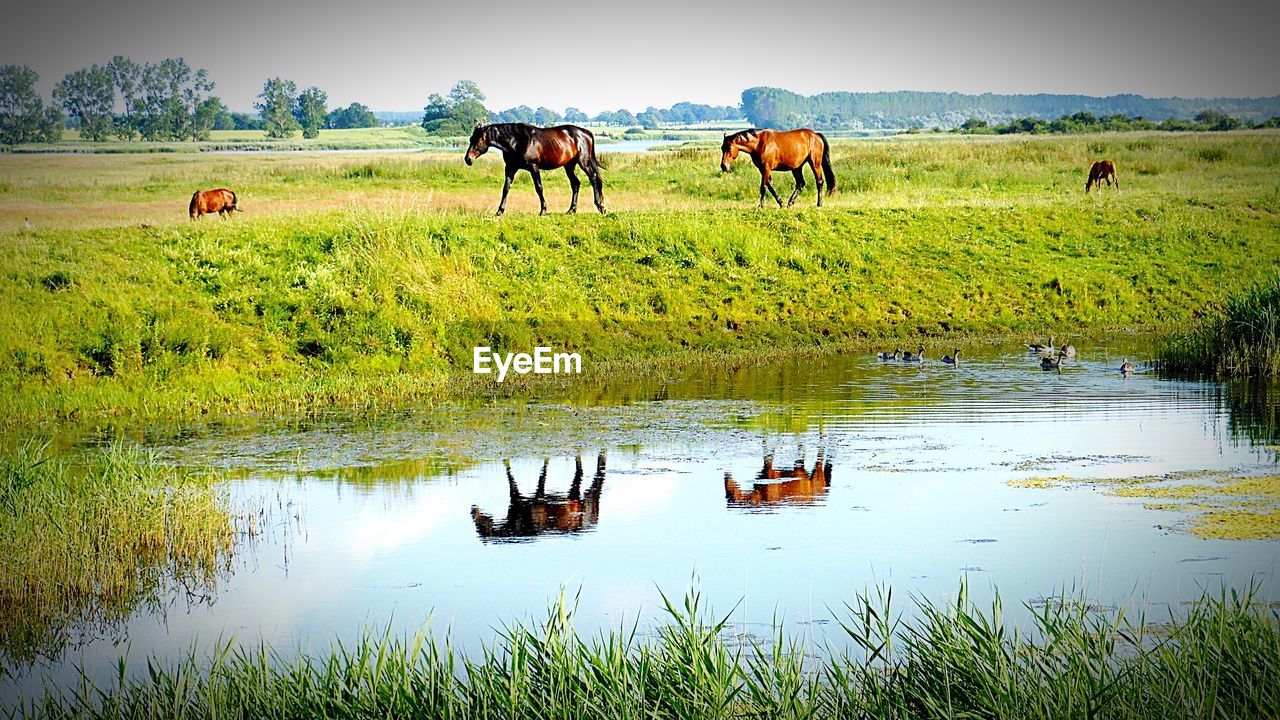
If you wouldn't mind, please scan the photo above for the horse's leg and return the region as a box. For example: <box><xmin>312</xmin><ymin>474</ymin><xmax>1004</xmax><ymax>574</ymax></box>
<box><xmin>497</xmin><ymin>165</ymin><xmax>517</xmax><ymax>217</ymax></box>
<box><xmin>757</xmin><ymin>170</ymin><xmax>768</xmax><ymax>208</ymax></box>
<box><xmin>788</xmin><ymin>169</ymin><xmax>805</xmax><ymax>207</ymax></box>
<box><xmin>530</xmin><ymin>167</ymin><xmax>548</xmax><ymax>216</ymax></box>
<box><xmin>1112</xmin><ymin>171</ymin><xmax>1119</xmax><ymax>192</ymax></box>
<box><xmin>565</xmin><ymin>165</ymin><xmax>580</xmax><ymax>214</ymax></box>
<box><xmin>763</xmin><ymin>168</ymin><xmax>783</xmax><ymax>208</ymax></box>
<box><xmin>812</xmin><ymin>156</ymin><xmax>824</xmax><ymax>207</ymax></box>
<box><xmin>581</xmin><ymin>158</ymin><xmax>605</xmax><ymax>214</ymax></box>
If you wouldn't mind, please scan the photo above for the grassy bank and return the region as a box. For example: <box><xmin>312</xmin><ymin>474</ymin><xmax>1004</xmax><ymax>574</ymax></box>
<box><xmin>0</xmin><ymin>442</ymin><xmax>235</xmax><ymax>662</ymax></box>
<box><xmin>12</xmin><ymin>584</ymin><xmax>1278</xmax><ymax>719</ymax></box>
<box><xmin>1158</xmin><ymin>273</ymin><xmax>1280</xmax><ymax>378</ymax></box>
<box><xmin>2</xmin><ymin>132</ymin><xmax>1278</xmax><ymax>425</ymax></box>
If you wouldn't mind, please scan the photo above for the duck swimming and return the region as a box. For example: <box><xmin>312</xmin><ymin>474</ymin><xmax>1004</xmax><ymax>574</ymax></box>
<box><xmin>877</xmin><ymin>348</ymin><xmax>901</xmax><ymax>360</ymax></box>
<box><xmin>902</xmin><ymin>344</ymin><xmax>925</xmax><ymax>362</ymax></box>
<box><xmin>941</xmin><ymin>349</ymin><xmax>960</xmax><ymax>365</ymax></box>
<box><xmin>1120</xmin><ymin>358</ymin><xmax>1134</xmax><ymax>375</ymax></box>
<box><xmin>1028</xmin><ymin>336</ymin><xmax>1055</xmax><ymax>353</ymax></box>
<box><xmin>1040</xmin><ymin>352</ymin><xmax>1065</xmax><ymax>371</ymax></box>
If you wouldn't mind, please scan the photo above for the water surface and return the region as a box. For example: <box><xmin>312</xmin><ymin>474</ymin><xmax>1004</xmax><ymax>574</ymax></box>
<box><xmin>4</xmin><ymin>338</ymin><xmax>1278</xmax><ymax>701</ymax></box>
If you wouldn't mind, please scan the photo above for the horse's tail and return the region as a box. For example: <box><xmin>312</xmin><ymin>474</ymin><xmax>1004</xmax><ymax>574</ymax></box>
<box><xmin>819</xmin><ymin>133</ymin><xmax>836</xmax><ymax>196</ymax></box>
<box><xmin>579</xmin><ymin>128</ymin><xmax>604</xmax><ymax>179</ymax></box>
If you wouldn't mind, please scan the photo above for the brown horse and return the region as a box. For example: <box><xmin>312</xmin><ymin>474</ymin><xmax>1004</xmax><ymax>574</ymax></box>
<box><xmin>465</xmin><ymin>122</ymin><xmax>605</xmax><ymax>216</ymax></box>
<box><xmin>721</xmin><ymin>129</ymin><xmax>836</xmax><ymax>207</ymax></box>
<box><xmin>189</xmin><ymin>188</ymin><xmax>238</xmax><ymax>219</ymax></box>
<box><xmin>471</xmin><ymin>453</ymin><xmax>606</xmax><ymax>542</ymax></box>
<box><xmin>724</xmin><ymin>448</ymin><xmax>832</xmax><ymax>508</ymax></box>
<box><xmin>1085</xmin><ymin>160</ymin><xmax>1118</xmax><ymax>193</ymax></box>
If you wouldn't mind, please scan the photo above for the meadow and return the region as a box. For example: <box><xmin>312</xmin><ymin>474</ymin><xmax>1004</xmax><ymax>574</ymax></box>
<box><xmin>1</xmin><ymin>131</ymin><xmax>1279</xmax><ymax>425</ymax></box>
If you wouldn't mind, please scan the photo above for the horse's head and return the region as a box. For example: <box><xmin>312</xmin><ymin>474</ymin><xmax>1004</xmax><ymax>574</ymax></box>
<box><xmin>720</xmin><ymin>130</ymin><xmax>756</xmax><ymax>172</ymax></box>
<box><xmin>465</xmin><ymin>123</ymin><xmax>490</xmax><ymax>165</ymax></box>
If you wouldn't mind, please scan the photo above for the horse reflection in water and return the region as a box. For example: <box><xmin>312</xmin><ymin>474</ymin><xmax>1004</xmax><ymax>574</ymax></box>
<box><xmin>471</xmin><ymin>453</ymin><xmax>606</xmax><ymax>542</ymax></box>
<box><xmin>724</xmin><ymin>448</ymin><xmax>832</xmax><ymax>508</ymax></box>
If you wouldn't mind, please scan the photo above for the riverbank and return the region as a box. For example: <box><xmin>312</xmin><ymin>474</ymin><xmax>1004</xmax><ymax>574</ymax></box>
<box><xmin>2</xmin><ymin>132</ymin><xmax>1277</xmax><ymax>427</ymax></box>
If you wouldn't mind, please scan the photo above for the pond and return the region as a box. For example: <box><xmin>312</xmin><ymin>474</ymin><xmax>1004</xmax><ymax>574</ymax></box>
<box><xmin>3</xmin><ymin>337</ymin><xmax>1278</xmax><ymax>701</ymax></box>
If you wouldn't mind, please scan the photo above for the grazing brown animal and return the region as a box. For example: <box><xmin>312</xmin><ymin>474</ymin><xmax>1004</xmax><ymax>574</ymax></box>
<box><xmin>721</xmin><ymin>128</ymin><xmax>836</xmax><ymax>207</ymax></box>
<box><xmin>1085</xmin><ymin>160</ymin><xmax>1118</xmax><ymax>193</ymax></box>
<box><xmin>724</xmin><ymin>448</ymin><xmax>832</xmax><ymax>508</ymax></box>
<box><xmin>471</xmin><ymin>453</ymin><xmax>606</xmax><ymax>542</ymax></box>
<box><xmin>189</xmin><ymin>189</ymin><xmax>239</xmax><ymax>219</ymax></box>
<box><xmin>465</xmin><ymin>122</ymin><xmax>605</xmax><ymax>216</ymax></box>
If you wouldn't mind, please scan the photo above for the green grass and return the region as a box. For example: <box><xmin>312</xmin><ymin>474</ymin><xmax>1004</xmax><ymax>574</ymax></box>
<box><xmin>0</xmin><ymin>441</ymin><xmax>235</xmax><ymax>663</ymax></box>
<box><xmin>12</xmin><ymin>583</ymin><xmax>1278</xmax><ymax>719</ymax></box>
<box><xmin>2</xmin><ymin>132</ymin><xmax>1278</xmax><ymax>425</ymax></box>
<box><xmin>3</xmin><ymin>126</ymin><xmax>452</xmax><ymax>154</ymax></box>
<box><xmin>1158</xmin><ymin>272</ymin><xmax>1280</xmax><ymax>378</ymax></box>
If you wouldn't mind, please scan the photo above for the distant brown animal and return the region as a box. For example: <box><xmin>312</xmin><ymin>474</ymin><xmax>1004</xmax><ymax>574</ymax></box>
<box><xmin>1085</xmin><ymin>160</ymin><xmax>1118</xmax><ymax>193</ymax></box>
<box><xmin>721</xmin><ymin>128</ymin><xmax>836</xmax><ymax>207</ymax></box>
<box><xmin>189</xmin><ymin>189</ymin><xmax>238</xmax><ymax>219</ymax></box>
<box><xmin>471</xmin><ymin>453</ymin><xmax>606</xmax><ymax>542</ymax></box>
<box><xmin>724</xmin><ymin>448</ymin><xmax>832</xmax><ymax>508</ymax></box>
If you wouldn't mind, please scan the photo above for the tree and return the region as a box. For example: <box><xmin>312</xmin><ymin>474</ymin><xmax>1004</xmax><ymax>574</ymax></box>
<box><xmin>106</xmin><ymin>56</ymin><xmax>141</xmax><ymax>139</ymax></box>
<box><xmin>563</xmin><ymin>107</ymin><xmax>588</xmax><ymax>122</ymax></box>
<box><xmin>534</xmin><ymin>106</ymin><xmax>561</xmax><ymax>126</ymax></box>
<box><xmin>421</xmin><ymin>80</ymin><xmax>490</xmax><ymax>135</ymax></box>
<box><xmin>257</xmin><ymin>77</ymin><xmax>299</xmax><ymax>138</ymax></box>
<box><xmin>54</xmin><ymin>65</ymin><xmax>115</xmax><ymax>141</ymax></box>
<box><xmin>326</xmin><ymin>102</ymin><xmax>376</xmax><ymax>129</ymax></box>
<box><xmin>0</xmin><ymin>65</ymin><xmax>63</xmax><ymax>144</ymax></box>
<box><xmin>294</xmin><ymin>86</ymin><xmax>327</xmax><ymax>139</ymax></box>
<box><xmin>133</xmin><ymin>58</ymin><xmax>214</xmax><ymax>141</ymax></box>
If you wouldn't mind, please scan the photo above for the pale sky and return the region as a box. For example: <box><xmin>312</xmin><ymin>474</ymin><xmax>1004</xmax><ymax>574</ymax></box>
<box><xmin>3</xmin><ymin>0</ymin><xmax>1278</xmax><ymax>113</ymax></box>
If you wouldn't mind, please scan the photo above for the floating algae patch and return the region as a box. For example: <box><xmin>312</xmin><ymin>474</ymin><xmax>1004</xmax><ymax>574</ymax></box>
<box><xmin>1010</xmin><ymin>472</ymin><xmax>1280</xmax><ymax>540</ymax></box>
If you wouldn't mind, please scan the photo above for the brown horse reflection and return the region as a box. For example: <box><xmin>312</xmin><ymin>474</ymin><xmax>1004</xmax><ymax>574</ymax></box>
<box><xmin>471</xmin><ymin>453</ymin><xmax>605</xmax><ymax>542</ymax></box>
<box><xmin>724</xmin><ymin>449</ymin><xmax>832</xmax><ymax>508</ymax></box>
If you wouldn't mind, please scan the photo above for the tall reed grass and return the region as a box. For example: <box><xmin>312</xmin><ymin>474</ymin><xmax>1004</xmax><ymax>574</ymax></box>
<box><xmin>0</xmin><ymin>441</ymin><xmax>234</xmax><ymax>663</ymax></box>
<box><xmin>14</xmin><ymin>584</ymin><xmax>1278</xmax><ymax>719</ymax></box>
<box><xmin>1159</xmin><ymin>273</ymin><xmax>1280</xmax><ymax>378</ymax></box>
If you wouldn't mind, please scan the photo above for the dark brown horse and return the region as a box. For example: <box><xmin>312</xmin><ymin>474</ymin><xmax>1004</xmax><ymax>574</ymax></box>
<box><xmin>724</xmin><ymin>448</ymin><xmax>832</xmax><ymax>508</ymax></box>
<box><xmin>1085</xmin><ymin>160</ymin><xmax>1118</xmax><ymax>193</ymax></box>
<box><xmin>471</xmin><ymin>453</ymin><xmax>606</xmax><ymax>542</ymax></box>
<box><xmin>465</xmin><ymin>123</ymin><xmax>605</xmax><ymax>216</ymax></box>
<box><xmin>721</xmin><ymin>129</ymin><xmax>836</xmax><ymax>207</ymax></box>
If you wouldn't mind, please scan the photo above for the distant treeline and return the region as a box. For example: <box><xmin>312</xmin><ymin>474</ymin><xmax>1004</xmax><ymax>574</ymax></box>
<box><xmin>418</xmin><ymin>81</ymin><xmax>743</xmax><ymax>136</ymax></box>
<box><xmin>741</xmin><ymin>87</ymin><xmax>1280</xmax><ymax>131</ymax></box>
<box><xmin>0</xmin><ymin>60</ymin><xmax>382</xmax><ymax>145</ymax></box>
<box><xmin>951</xmin><ymin>110</ymin><xmax>1280</xmax><ymax>135</ymax></box>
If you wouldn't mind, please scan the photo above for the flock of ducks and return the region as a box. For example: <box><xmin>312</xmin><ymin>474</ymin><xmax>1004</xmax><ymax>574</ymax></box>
<box><xmin>876</xmin><ymin>335</ymin><xmax>1136</xmax><ymax>374</ymax></box>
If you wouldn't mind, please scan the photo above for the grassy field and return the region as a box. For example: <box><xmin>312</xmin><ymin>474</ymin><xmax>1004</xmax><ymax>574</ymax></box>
<box><xmin>2</xmin><ymin>126</ymin><xmax>453</xmax><ymax>154</ymax></box>
<box><xmin>13</xmin><ymin>584</ymin><xmax>1278</xmax><ymax>719</ymax></box>
<box><xmin>1</xmin><ymin>131</ymin><xmax>1278</xmax><ymax>425</ymax></box>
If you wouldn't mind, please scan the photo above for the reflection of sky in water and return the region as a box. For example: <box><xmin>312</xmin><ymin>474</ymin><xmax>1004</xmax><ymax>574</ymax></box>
<box><xmin>6</xmin><ymin>341</ymin><xmax>1279</xmax><ymax>701</ymax></box>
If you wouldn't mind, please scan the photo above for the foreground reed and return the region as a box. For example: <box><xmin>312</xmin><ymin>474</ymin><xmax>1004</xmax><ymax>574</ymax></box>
<box><xmin>0</xmin><ymin>442</ymin><xmax>234</xmax><ymax>663</ymax></box>
<box><xmin>13</xmin><ymin>584</ymin><xmax>1278</xmax><ymax>719</ymax></box>
<box><xmin>1159</xmin><ymin>273</ymin><xmax>1280</xmax><ymax>378</ymax></box>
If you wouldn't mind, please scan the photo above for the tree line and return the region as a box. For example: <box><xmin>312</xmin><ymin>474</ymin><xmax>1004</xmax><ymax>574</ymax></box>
<box><xmin>953</xmin><ymin>110</ymin><xmax>1280</xmax><ymax>135</ymax></box>
<box><xmin>0</xmin><ymin>60</ymin><xmax>380</xmax><ymax>145</ymax></box>
<box><xmin>741</xmin><ymin>87</ymin><xmax>1280</xmax><ymax>131</ymax></box>
<box><xmin>419</xmin><ymin>81</ymin><xmax>743</xmax><ymax>136</ymax></box>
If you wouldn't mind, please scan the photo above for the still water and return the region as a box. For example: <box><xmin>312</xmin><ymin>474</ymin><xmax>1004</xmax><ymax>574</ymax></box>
<box><xmin>4</xmin><ymin>338</ymin><xmax>1278</xmax><ymax>698</ymax></box>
